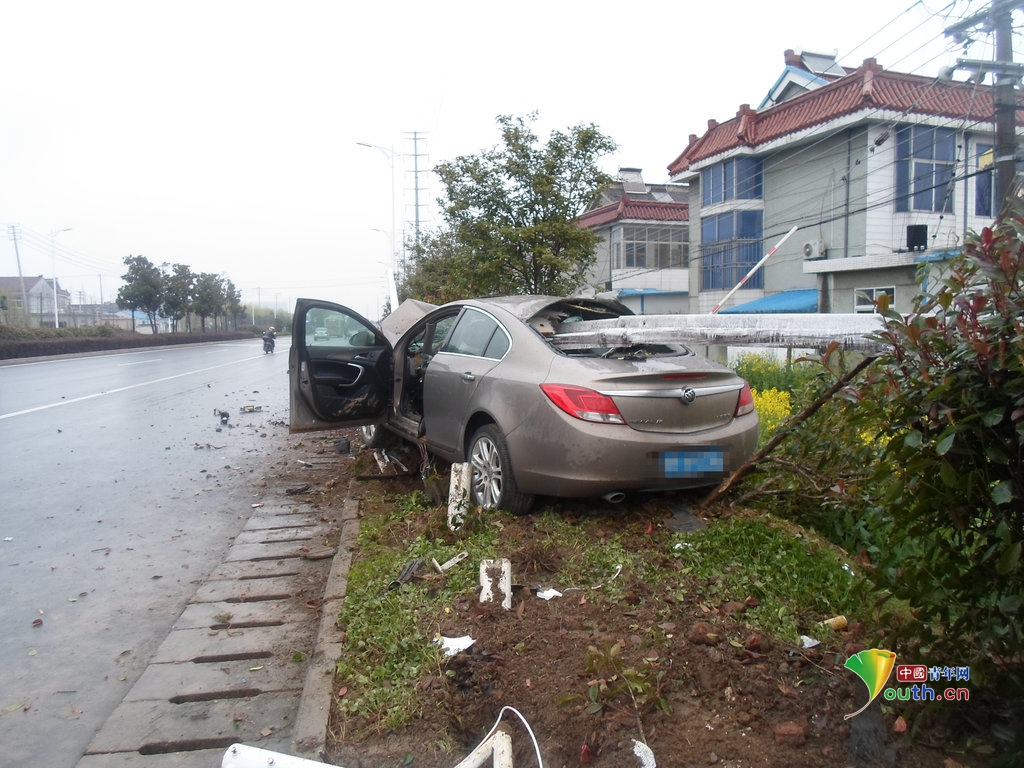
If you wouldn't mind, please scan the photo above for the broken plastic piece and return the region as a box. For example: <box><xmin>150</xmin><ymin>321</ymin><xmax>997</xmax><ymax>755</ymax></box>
<box><xmin>432</xmin><ymin>550</ymin><xmax>469</xmax><ymax>574</ymax></box>
<box><xmin>435</xmin><ymin>634</ymin><xmax>475</xmax><ymax>657</ymax></box>
<box><xmin>535</xmin><ymin>587</ymin><xmax>562</xmax><ymax>601</ymax></box>
<box><xmin>238</xmin><ymin>405</ymin><xmax>263</xmax><ymax>413</ymax></box>
<box><xmin>633</xmin><ymin>739</ymin><xmax>657</xmax><ymax>768</ymax></box>
<box><xmin>800</xmin><ymin>635</ymin><xmax>820</xmax><ymax>648</ymax></box>
<box><xmin>387</xmin><ymin>558</ymin><xmax>424</xmax><ymax>590</ymax></box>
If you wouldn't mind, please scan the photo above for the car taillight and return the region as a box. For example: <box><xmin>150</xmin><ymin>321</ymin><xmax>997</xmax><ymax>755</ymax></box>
<box><xmin>735</xmin><ymin>382</ymin><xmax>756</xmax><ymax>417</ymax></box>
<box><xmin>540</xmin><ymin>384</ymin><xmax>626</xmax><ymax>424</ymax></box>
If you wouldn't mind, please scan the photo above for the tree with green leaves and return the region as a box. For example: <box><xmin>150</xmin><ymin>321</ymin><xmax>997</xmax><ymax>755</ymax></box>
<box><xmin>116</xmin><ymin>255</ymin><xmax>163</xmax><ymax>332</ymax></box>
<box><xmin>404</xmin><ymin>113</ymin><xmax>616</xmax><ymax>300</ymax></box>
<box><xmin>222</xmin><ymin>279</ymin><xmax>245</xmax><ymax>330</ymax></box>
<box><xmin>192</xmin><ymin>272</ymin><xmax>225</xmax><ymax>331</ymax></box>
<box><xmin>161</xmin><ymin>263</ymin><xmax>195</xmax><ymax>332</ymax></box>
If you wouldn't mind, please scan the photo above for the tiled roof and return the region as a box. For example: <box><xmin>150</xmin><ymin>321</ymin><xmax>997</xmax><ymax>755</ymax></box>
<box><xmin>0</xmin><ymin>275</ymin><xmax>46</xmax><ymax>293</ymax></box>
<box><xmin>578</xmin><ymin>196</ymin><xmax>689</xmax><ymax>228</ymax></box>
<box><xmin>669</xmin><ymin>58</ymin><xmax>1024</xmax><ymax>175</ymax></box>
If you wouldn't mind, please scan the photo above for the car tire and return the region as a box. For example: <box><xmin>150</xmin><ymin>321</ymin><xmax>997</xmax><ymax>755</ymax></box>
<box><xmin>360</xmin><ymin>423</ymin><xmax>397</xmax><ymax>449</ymax></box>
<box><xmin>468</xmin><ymin>424</ymin><xmax>534</xmax><ymax>515</ymax></box>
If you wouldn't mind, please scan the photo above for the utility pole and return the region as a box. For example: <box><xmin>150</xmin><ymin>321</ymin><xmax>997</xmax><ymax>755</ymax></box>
<box><xmin>945</xmin><ymin>0</ymin><xmax>1024</xmax><ymax>210</ymax></box>
<box><xmin>8</xmin><ymin>225</ymin><xmax>30</xmax><ymax>328</ymax></box>
<box><xmin>405</xmin><ymin>131</ymin><xmax>426</xmax><ymax>251</ymax></box>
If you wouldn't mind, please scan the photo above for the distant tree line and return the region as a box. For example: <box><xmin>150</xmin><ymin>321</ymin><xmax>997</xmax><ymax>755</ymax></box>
<box><xmin>116</xmin><ymin>255</ymin><xmax>246</xmax><ymax>333</ymax></box>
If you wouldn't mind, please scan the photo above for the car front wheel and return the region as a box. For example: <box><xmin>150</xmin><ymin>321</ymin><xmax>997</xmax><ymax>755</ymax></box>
<box><xmin>360</xmin><ymin>423</ymin><xmax>397</xmax><ymax>449</ymax></box>
<box><xmin>468</xmin><ymin>425</ymin><xmax>534</xmax><ymax>515</ymax></box>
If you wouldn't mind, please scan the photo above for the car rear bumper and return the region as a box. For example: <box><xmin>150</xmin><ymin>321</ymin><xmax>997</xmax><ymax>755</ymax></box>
<box><xmin>504</xmin><ymin>409</ymin><xmax>759</xmax><ymax>498</ymax></box>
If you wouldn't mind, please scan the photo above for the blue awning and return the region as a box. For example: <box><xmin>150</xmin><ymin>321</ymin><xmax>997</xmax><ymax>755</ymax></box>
<box><xmin>719</xmin><ymin>289</ymin><xmax>819</xmax><ymax>314</ymax></box>
<box><xmin>915</xmin><ymin>248</ymin><xmax>960</xmax><ymax>263</ymax></box>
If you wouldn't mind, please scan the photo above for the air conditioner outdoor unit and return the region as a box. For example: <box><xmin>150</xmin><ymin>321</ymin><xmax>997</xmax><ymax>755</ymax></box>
<box><xmin>802</xmin><ymin>240</ymin><xmax>826</xmax><ymax>259</ymax></box>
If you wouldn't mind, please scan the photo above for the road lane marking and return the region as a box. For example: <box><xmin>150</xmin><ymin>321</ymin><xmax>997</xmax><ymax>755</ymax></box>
<box><xmin>0</xmin><ymin>355</ymin><xmax>271</xmax><ymax>420</ymax></box>
<box><xmin>119</xmin><ymin>358</ymin><xmax>162</xmax><ymax>366</ymax></box>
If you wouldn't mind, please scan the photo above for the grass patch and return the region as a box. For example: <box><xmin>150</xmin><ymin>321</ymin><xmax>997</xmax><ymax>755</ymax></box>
<box><xmin>333</xmin><ymin>487</ymin><xmax>875</xmax><ymax>734</ymax></box>
<box><xmin>670</xmin><ymin>514</ymin><xmax>861</xmax><ymax>642</ymax></box>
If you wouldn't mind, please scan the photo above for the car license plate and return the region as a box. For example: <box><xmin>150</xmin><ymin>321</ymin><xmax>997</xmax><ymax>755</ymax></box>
<box><xmin>660</xmin><ymin>448</ymin><xmax>724</xmax><ymax>477</ymax></box>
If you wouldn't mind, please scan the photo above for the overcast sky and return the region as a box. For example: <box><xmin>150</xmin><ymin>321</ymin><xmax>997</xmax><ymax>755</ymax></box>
<box><xmin>0</xmin><ymin>0</ymin><xmax>1006</xmax><ymax>322</ymax></box>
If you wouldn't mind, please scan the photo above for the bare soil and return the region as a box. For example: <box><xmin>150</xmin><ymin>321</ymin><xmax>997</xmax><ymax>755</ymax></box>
<box><xmin>289</xmin><ymin>429</ymin><xmax>981</xmax><ymax>768</ymax></box>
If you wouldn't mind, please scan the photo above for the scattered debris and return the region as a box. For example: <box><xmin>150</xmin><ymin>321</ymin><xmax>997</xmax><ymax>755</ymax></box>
<box><xmin>238</xmin><ymin>405</ymin><xmax>264</xmax><ymax>413</ymax></box>
<box><xmin>214</xmin><ymin>409</ymin><xmax>230</xmax><ymax>425</ymax></box>
<box><xmin>435</xmin><ymin>634</ymin><xmax>475</xmax><ymax>657</ymax></box>
<box><xmin>633</xmin><ymin>740</ymin><xmax>657</xmax><ymax>768</ymax></box>
<box><xmin>819</xmin><ymin>615</ymin><xmax>848</xmax><ymax>631</ymax></box>
<box><xmin>447</xmin><ymin>462</ymin><xmax>471</xmax><ymax>530</ymax></box>
<box><xmin>387</xmin><ymin>558</ymin><xmax>424</xmax><ymax>591</ymax></box>
<box><xmin>284</xmin><ymin>484</ymin><xmax>311</xmax><ymax>495</ymax></box>
<box><xmin>800</xmin><ymin>635</ymin><xmax>820</xmax><ymax>648</ymax></box>
<box><xmin>303</xmin><ymin>546</ymin><xmax>336</xmax><ymax>561</ymax></box>
<box><xmin>664</xmin><ymin>504</ymin><xmax>707</xmax><ymax>533</ymax></box>
<box><xmin>372</xmin><ymin>449</ymin><xmax>410</xmax><ymax>475</ymax></box>
<box><xmin>431</xmin><ymin>550</ymin><xmax>468</xmax><ymax>575</ymax></box>
<box><xmin>480</xmin><ymin>558</ymin><xmax>512</xmax><ymax>610</ymax></box>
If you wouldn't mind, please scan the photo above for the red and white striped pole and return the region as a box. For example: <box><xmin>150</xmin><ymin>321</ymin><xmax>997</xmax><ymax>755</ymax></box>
<box><xmin>711</xmin><ymin>225</ymin><xmax>799</xmax><ymax>314</ymax></box>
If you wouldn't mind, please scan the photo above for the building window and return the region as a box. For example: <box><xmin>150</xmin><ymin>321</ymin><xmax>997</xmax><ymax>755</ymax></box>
<box><xmin>895</xmin><ymin>125</ymin><xmax>955</xmax><ymax>213</ymax></box>
<box><xmin>855</xmin><ymin>286</ymin><xmax>895</xmax><ymax>312</ymax></box>
<box><xmin>702</xmin><ymin>157</ymin><xmax>763</xmax><ymax>206</ymax></box>
<box><xmin>614</xmin><ymin>225</ymin><xmax>687</xmax><ymax>271</ymax></box>
<box><xmin>700</xmin><ymin>210</ymin><xmax>764</xmax><ymax>290</ymax></box>
<box><xmin>976</xmin><ymin>143</ymin><xmax>993</xmax><ymax>218</ymax></box>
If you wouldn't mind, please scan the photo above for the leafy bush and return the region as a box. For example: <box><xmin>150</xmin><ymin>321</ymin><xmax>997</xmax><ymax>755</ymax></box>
<box><xmin>732</xmin><ymin>352</ymin><xmax>818</xmax><ymax>397</ymax></box>
<box><xmin>847</xmin><ymin>214</ymin><xmax>1024</xmax><ymax>755</ymax></box>
<box><xmin>730</xmin><ymin>212</ymin><xmax>1024</xmax><ymax>759</ymax></box>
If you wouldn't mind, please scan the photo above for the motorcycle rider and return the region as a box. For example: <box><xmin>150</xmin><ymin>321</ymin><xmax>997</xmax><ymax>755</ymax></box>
<box><xmin>262</xmin><ymin>326</ymin><xmax>276</xmax><ymax>353</ymax></box>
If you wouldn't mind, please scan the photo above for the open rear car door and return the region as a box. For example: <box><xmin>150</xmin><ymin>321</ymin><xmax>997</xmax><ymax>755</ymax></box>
<box><xmin>289</xmin><ymin>299</ymin><xmax>392</xmax><ymax>433</ymax></box>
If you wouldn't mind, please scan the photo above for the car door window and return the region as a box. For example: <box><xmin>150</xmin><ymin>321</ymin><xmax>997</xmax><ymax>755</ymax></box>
<box><xmin>441</xmin><ymin>309</ymin><xmax>508</xmax><ymax>359</ymax></box>
<box><xmin>305</xmin><ymin>308</ymin><xmax>381</xmax><ymax>347</ymax></box>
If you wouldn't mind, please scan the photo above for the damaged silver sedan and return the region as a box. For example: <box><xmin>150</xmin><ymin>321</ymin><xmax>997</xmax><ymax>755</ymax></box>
<box><xmin>289</xmin><ymin>295</ymin><xmax>759</xmax><ymax>514</ymax></box>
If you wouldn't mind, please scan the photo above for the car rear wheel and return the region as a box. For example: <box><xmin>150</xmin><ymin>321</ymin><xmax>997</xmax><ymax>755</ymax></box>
<box><xmin>468</xmin><ymin>425</ymin><xmax>534</xmax><ymax>515</ymax></box>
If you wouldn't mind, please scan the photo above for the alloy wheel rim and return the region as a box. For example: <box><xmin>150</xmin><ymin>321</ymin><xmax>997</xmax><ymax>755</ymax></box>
<box><xmin>470</xmin><ymin>436</ymin><xmax>502</xmax><ymax>508</ymax></box>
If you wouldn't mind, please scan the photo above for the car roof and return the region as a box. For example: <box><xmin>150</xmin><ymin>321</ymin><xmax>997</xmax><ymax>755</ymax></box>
<box><xmin>455</xmin><ymin>295</ymin><xmax>633</xmax><ymax>321</ymax></box>
<box><xmin>378</xmin><ymin>295</ymin><xmax>633</xmax><ymax>345</ymax></box>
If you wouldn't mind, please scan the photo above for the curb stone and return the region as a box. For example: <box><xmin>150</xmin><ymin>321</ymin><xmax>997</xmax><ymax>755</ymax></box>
<box><xmin>75</xmin><ymin>480</ymin><xmax>360</xmax><ymax>768</ymax></box>
<box><xmin>291</xmin><ymin>492</ymin><xmax>361</xmax><ymax>759</ymax></box>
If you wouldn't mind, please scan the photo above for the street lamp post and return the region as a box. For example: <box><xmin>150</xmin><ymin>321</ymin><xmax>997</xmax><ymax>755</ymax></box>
<box><xmin>49</xmin><ymin>227</ymin><xmax>71</xmax><ymax>329</ymax></box>
<box><xmin>356</xmin><ymin>141</ymin><xmax>399</xmax><ymax>276</ymax></box>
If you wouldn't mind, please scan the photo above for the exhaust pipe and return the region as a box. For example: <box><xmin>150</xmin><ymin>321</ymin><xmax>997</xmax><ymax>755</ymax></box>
<box><xmin>602</xmin><ymin>491</ymin><xmax>627</xmax><ymax>504</ymax></box>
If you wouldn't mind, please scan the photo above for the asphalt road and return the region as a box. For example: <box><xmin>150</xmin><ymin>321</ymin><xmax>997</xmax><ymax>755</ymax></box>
<box><xmin>0</xmin><ymin>339</ymin><xmax>291</xmax><ymax>768</ymax></box>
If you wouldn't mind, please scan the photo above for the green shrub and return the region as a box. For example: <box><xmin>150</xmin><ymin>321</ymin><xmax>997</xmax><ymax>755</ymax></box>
<box><xmin>732</xmin><ymin>352</ymin><xmax>818</xmax><ymax>398</ymax></box>
<box><xmin>850</xmin><ymin>214</ymin><xmax>1024</xmax><ymax>749</ymax></box>
<box><xmin>733</xmin><ymin>212</ymin><xmax>1024</xmax><ymax>760</ymax></box>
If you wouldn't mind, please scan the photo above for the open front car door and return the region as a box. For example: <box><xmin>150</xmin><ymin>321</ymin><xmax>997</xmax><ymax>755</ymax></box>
<box><xmin>289</xmin><ymin>299</ymin><xmax>392</xmax><ymax>433</ymax></box>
